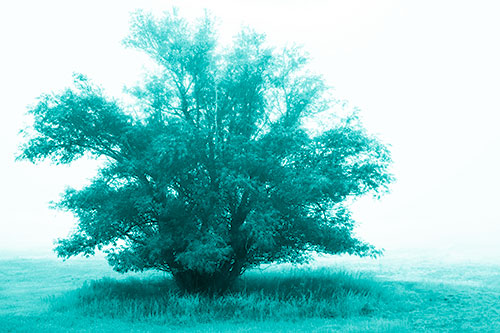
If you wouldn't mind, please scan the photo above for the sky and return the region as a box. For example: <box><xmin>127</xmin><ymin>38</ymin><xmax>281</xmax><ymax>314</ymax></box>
<box><xmin>1</xmin><ymin>0</ymin><xmax>499</xmax><ymax>260</ymax></box>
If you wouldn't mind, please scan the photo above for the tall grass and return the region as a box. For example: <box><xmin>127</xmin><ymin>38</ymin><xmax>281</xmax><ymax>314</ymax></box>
<box><xmin>48</xmin><ymin>267</ymin><xmax>390</xmax><ymax>324</ymax></box>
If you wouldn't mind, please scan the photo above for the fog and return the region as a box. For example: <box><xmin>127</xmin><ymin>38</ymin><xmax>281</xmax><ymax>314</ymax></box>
<box><xmin>1</xmin><ymin>0</ymin><xmax>499</xmax><ymax>261</ymax></box>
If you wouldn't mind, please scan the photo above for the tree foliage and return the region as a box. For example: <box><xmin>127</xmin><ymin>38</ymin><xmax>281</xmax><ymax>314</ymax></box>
<box><xmin>18</xmin><ymin>11</ymin><xmax>393</xmax><ymax>294</ymax></box>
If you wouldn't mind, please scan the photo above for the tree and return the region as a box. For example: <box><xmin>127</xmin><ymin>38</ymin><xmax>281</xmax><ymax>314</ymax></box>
<box><xmin>18</xmin><ymin>11</ymin><xmax>393</xmax><ymax>294</ymax></box>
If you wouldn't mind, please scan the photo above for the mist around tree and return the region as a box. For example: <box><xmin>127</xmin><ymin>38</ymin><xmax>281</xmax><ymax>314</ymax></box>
<box><xmin>18</xmin><ymin>10</ymin><xmax>393</xmax><ymax>294</ymax></box>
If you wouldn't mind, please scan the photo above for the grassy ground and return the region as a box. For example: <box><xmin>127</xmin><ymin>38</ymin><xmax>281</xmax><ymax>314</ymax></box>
<box><xmin>1</xmin><ymin>254</ymin><xmax>499</xmax><ymax>332</ymax></box>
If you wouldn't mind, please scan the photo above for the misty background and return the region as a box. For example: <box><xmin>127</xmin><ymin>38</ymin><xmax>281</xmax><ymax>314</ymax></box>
<box><xmin>1</xmin><ymin>0</ymin><xmax>499</xmax><ymax>261</ymax></box>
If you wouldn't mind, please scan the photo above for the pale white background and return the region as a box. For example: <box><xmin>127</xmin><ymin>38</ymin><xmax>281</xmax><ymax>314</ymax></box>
<box><xmin>1</xmin><ymin>1</ymin><xmax>499</xmax><ymax>260</ymax></box>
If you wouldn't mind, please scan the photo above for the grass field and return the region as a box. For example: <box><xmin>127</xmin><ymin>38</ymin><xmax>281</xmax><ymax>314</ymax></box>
<box><xmin>1</xmin><ymin>253</ymin><xmax>500</xmax><ymax>332</ymax></box>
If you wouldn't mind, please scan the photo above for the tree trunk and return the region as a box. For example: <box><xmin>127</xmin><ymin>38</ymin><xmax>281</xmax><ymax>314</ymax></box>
<box><xmin>172</xmin><ymin>261</ymin><xmax>244</xmax><ymax>295</ymax></box>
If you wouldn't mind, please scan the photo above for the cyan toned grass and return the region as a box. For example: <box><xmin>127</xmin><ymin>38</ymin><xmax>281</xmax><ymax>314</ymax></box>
<box><xmin>3</xmin><ymin>256</ymin><xmax>500</xmax><ymax>331</ymax></box>
<box><xmin>0</xmin><ymin>314</ymin><xmax>411</xmax><ymax>332</ymax></box>
<box><xmin>48</xmin><ymin>267</ymin><xmax>389</xmax><ymax>324</ymax></box>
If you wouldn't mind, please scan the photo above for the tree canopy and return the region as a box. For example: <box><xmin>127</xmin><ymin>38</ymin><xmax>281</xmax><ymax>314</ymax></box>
<box><xmin>18</xmin><ymin>11</ymin><xmax>393</xmax><ymax>294</ymax></box>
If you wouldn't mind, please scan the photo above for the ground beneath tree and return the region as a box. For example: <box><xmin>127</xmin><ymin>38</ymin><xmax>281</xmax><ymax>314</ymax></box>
<box><xmin>1</xmin><ymin>253</ymin><xmax>499</xmax><ymax>331</ymax></box>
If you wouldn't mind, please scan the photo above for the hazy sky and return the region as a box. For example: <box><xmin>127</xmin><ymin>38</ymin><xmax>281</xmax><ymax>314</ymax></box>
<box><xmin>1</xmin><ymin>1</ymin><xmax>499</xmax><ymax>259</ymax></box>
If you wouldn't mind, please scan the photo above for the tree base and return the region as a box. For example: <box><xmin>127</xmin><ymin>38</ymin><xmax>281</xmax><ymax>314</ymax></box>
<box><xmin>172</xmin><ymin>269</ymin><xmax>240</xmax><ymax>295</ymax></box>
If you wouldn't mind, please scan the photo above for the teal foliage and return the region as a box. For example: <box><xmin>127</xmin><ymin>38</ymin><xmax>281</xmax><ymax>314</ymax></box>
<box><xmin>18</xmin><ymin>10</ymin><xmax>393</xmax><ymax>294</ymax></box>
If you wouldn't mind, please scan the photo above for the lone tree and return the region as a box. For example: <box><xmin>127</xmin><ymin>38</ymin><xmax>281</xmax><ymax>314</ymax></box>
<box><xmin>18</xmin><ymin>11</ymin><xmax>393</xmax><ymax>294</ymax></box>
